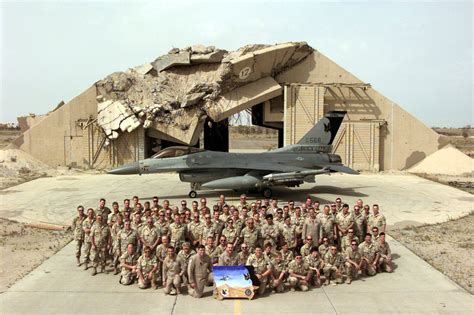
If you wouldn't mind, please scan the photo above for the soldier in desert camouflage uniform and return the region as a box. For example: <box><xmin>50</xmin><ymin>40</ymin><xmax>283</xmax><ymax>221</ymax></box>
<box><xmin>323</xmin><ymin>245</ymin><xmax>345</xmax><ymax>285</ymax></box>
<box><xmin>359</xmin><ymin>233</ymin><xmax>379</xmax><ymax>276</ymax></box>
<box><xmin>91</xmin><ymin>214</ymin><xmax>111</xmax><ymax>275</ymax></box>
<box><xmin>288</xmin><ymin>253</ymin><xmax>311</xmax><ymax>291</ymax></box>
<box><xmin>71</xmin><ymin>205</ymin><xmax>86</xmax><ymax>266</ymax></box>
<box><xmin>137</xmin><ymin>246</ymin><xmax>158</xmax><ymax>289</ymax></box>
<box><xmin>344</xmin><ymin>240</ymin><xmax>363</xmax><ymax>284</ymax></box>
<box><xmin>119</xmin><ymin>243</ymin><xmax>139</xmax><ymax>285</ymax></box>
<box><xmin>82</xmin><ymin>208</ymin><xmax>95</xmax><ymax>270</ymax></box>
<box><xmin>246</xmin><ymin>245</ymin><xmax>272</xmax><ymax>296</ymax></box>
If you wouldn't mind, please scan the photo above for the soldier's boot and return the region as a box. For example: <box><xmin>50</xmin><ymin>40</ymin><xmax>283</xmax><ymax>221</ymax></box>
<box><xmin>324</xmin><ymin>279</ymin><xmax>330</xmax><ymax>286</ymax></box>
<box><xmin>92</xmin><ymin>268</ymin><xmax>97</xmax><ymax>276</ymax></box>
<box><xmin>346</xmin><ymin>277</ymin><xmax>352</xmax><ymax>284</ymax></box>
<box><xmin>114</xmin><ymin>267</ymin><xmax>120</xmax><ymax>275</ymax></box>
<box><xmin>76</xmin><ymin>257</ymin><xmax>81</xmax><ymax>267</ymax></box>
<box><xmin>84</xmin><ymin>262</ymin><xmax>89</xmax><ymax>270</ymax></box>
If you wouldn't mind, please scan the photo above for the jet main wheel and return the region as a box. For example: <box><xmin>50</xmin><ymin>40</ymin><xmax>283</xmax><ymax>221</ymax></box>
<box><xmin>262</xmin><ymin>188</ymin><xmax>273</xmax><ymax>198</ymax></box>
<box><xmin>188</xmin><ymin>190</ymin><xmax>197</xmax><ymax>198</ymax></box>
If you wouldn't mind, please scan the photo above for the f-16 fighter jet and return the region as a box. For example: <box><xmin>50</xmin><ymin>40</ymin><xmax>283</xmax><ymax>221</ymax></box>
<box><xmin>108</xmin><ymin>111</ymin><xmax>358</xmax><ymax>198</ymax></box>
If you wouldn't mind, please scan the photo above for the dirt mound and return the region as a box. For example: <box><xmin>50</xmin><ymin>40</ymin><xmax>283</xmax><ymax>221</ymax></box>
<box><xmin>0</xmin><ymin>149</ymin><xmax>53</xmax><ymax>189</ymax></box>
<box><xmin>408</xmin><ymin>144</ymin><xmax>474</xmax><ymax>176</ymax></box>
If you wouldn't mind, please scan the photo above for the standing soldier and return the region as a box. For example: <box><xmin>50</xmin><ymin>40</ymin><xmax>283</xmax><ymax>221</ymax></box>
<box><xmin>188</xmin><ymin>245</ymin><xmax>214</xmax><ymax>298</ymax></box>
<box><xmin>292</xmin><ymin>207</ymin><xmax>305</xmax><ymax>248</ymax></box>
<box><xmin>288</xmin><ymin>253</ymin><xmax>311</xmax><ymax>292</ymax></box>
<box><xmin>352</xmin><ymin>205</ymin><xmax>366</xmax><ymax>242</ymax></box>
<box><xmin>119</xmin><ymin>221</ymin><xmax>138</xmax><ymax>256</ymax></box>
<box><xmin>122</xmin><ymin>198</ymin><xmax>133</xmax><ymax>213</ymax></box>
<box><xmin>137</xmin><ymin>246</ymin><xmax>158</xmax><ymax>289</ymax></box>
<box><xmin>169</xmin><ymin>214</ymin><xmax>187</xmax><ymax>252</ymax></box>
<box><xmin>109</xmin><ymin>202</ymin><xmax>121</xmax><ymax>226</ymax></box>
<box><xmin>359</xmin><ymin>233</ymin><xmax>379</xmax><ymax>276</ymax></box>
<box><xmin>119</xmin><ymin>243</ymin><xmax>139</xmax><ymax>285</ymax></box>
<box><xmin>246</xmin><ymin>245</ymin><xmax>272</xmax><ymax>296</ymax></box>
<box><xmin>323</xmin><ymin>245</ymin><xmax>345</xmax><ymax>285</ymax></box>
<box><xmin>71</xmin><ymin>205</ymin><xmax>86</xmax><ymax>266</ymax></box>
<box><xmin>212</xmin><ymin>211</ymin><xmax>225</xmax><ymax>242</ymax></box>
<box><xmin>163</xmin><ymin>246</ymin><xmax>185</xmax><ymax>295</ymax></box>
<box><xmin>90</xmin><ymin>214</ymin><xmax>111</xmax><ymax>276</ymax></box>
<box><xmin>302</xmin><ymin>208</ymin><xmax>321</xmax><ymax>246</ymax></box>
<box><xmin>340</xmin><ymin>228</ymin><xmax>359</xmax><ymax>252</ymax></box>
<box><xmin>218</xmin><ymin>243</ymin><xmax>239</xmax><ymax>266</ymax></box>
<box><xmin>201</xmin><ymin>214</ymin><xmax>217</xmax><ymax>244</ymax></box>
<box><xmin>156</xmin><ymin>210</ymin><xmax>170</xmax><ymax>238</ymax></box>
<box><xmin>222</xmin><ymin>219</ymin><xmax>239</xmax><ymax>248</ymax></box>
<box><xmin>219</xmin><ymin>205</ymin><xmax>231</xmax><ymax>223</ymax></box>
<box><xmin>205</xmin><ymin>236</ymin><xmax>219</xmax><ymax>265</ymax></box>
<box><xmin>300</xmin><ymin>236</ymin><xmax>313</xmax><ymax>258</ymax></box>
<box><xmin>320</xmin><ymin>205</ymin><xmax>337</xmax><ymax>244</ymax></box>
<box><xmin>82</xmin><ymin>208</ymin><xmax>95</xmax><ymax>270</ymax></box>
<box><xmin>367</xmin><ymin>204</ymin><xmax>386</xmax><ymax>233</ymax></box>
<box><xmin>140</xmin><ymin>217</ymin><xmax>160</xmax><ymax>255</ymax></box>
<box><xmin>237</xmin><ymin>194</ymin><xmax>248</xmax><ymax>211</ymax></box>
<box><xmin>239</xmin><ymin>218</ymin><xmax>262</xmax><ymax>252</ymax></box>
<box><xmin>177</xmin><ymin>242</ymin><xmax>196</xmax><ymax>286</ymax></box>
<box><xmin>336</xmin><ymin>204</ymin><xmax>354</xmax><ymax>244</ymax></box>
<box><xmin>344</xmin><ymin>240</ymin><xmax>363</xmax><ymax>284</ymax></box>
<box><xmin>96</xmin><ymin>198</ymin><xmax>111</xmax><ymax>225</ymax></box>
<box><xmin>280</xmin><ymin>216</ymin><xmax>296</xmax><ymax>250</ymax></box>
<box><xmin>318</xmin><ymin>237</ymin><xmax>330</xmax><ymax>257</ymax></box>
<box><xmin>231</xmin><ymin>210</ymin><xmax>244</xmax><ymax>236</ymax></box>
<box><xmin>261</xmin><ymin>214</ymin><xmax>280</xmax><ymax>248</ymax></box>
<box><xmin>110</xmin><ymin>214</ymin><xmax>124</xmax><ymax>274</ymax></box>
<box><xmin>280</xmin><ymin>242</ymin><xmax>294</xmax><ymax>268</ymax></box>
<box><xmin>188</xmin><ymin>212</ymin><xmax>203</xmax><ymax>247</ymax></box>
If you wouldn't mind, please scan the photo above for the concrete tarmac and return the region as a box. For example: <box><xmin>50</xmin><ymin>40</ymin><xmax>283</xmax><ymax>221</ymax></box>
<box><xmin>0</xmin><ymin>172</ymin><xmax>474</xmax><ymax>313</ymax></box>
<box><xmin>0</xmin><ymin>235</ymin><xmax>472</xmax><ymax>314</ymax></box>
<box><xmin>0</xmin><ymin>172</ymin><xmax>472</xmax><ymax>228</ymax></box>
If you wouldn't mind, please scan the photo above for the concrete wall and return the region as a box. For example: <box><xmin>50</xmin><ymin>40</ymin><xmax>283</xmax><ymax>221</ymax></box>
<box><xmin>276</xmin><ymin>51</ymin><xmax>446</xmax><ymax>170</ymax></box>
<box><xmin>11</xmin><ymin>86</ymin><xmax>98</xmax><ymax>168</ymax></box>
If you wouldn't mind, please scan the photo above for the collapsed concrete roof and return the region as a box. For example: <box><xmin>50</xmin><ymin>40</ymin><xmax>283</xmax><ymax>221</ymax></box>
<box><xmin>95</xmin><ymin>42</ymin><xmax>313</xmax><ymax>145</ymax></box>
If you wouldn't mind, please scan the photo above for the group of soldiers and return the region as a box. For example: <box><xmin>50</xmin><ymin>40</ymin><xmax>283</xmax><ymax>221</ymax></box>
<box><xmin>71</xmin><ymin>194</ymin><xmax>393</xmax><ymax>298</ymax></box>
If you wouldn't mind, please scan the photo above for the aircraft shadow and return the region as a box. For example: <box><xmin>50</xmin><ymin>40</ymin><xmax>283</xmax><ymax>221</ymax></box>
<box><xmin>141</xmin><ymin>185</ymin><xmax>369</xmax><ymax>202</ymax></box>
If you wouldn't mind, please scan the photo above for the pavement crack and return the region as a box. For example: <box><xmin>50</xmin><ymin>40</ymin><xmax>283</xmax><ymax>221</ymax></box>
<box><xmin>170</xmin><ymin>294</ymin><xmax>178</xmax><ymax>315</ymax></box>
<box><xmin>321</xmin><ymin>286</ymin><xmax>338</xmax><ymax>314</ymax></box>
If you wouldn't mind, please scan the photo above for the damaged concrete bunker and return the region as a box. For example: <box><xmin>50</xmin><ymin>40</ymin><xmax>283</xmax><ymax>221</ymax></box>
<box><xmin>10</xmin><ymin>42</ymin><xmax>448</xmax><ymax>172</ymax></box>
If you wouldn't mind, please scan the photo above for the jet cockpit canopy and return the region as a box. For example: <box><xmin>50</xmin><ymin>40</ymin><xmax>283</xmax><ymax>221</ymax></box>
<box><xmin>151</xmin><ymin>146</ymin><xmax>204</xmax><ymax>159</ymax></box>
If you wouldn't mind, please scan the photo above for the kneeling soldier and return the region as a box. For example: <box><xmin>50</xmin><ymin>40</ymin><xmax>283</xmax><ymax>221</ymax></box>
<box><xmin>288</xmin><ymin>253</ymin><xmax>311</xmax><ymax>291</ymax></box>
<box><xmin>137</xmin><ymin>246</ymin><xmax>158</xmax><ymax>289</ymax></box>
<box><xmin>163</xmin><ymin>246</ymin><xmax>185</xmax><ymax>295</ymax></box>
<box><xmin>323</xmin><ymin>245</ymin><xmax>345</xmax><ymax>285</ymax></box>
<box><xmin>188</xmin><ymin>245</ymin><xmax>214</xmax><ymax>298</ymax></box>
<box><xmin>305</xmin><ymin>247</ymin><xmax>324</xmax><ymax>288</ymax></box>
<box><xmin>344</xmin><ymin>240</ymin><xmax>363</xmax><ymax>284</ymax></box>
<box><xmin>120</xmin><ymin>243</ymin><xmax>139</xmax><ymax>285</ymax></box>
<box><xmin>246</xmin><ymin>245</ymin><xmax>272</xmax><ymax>296</ymax></box>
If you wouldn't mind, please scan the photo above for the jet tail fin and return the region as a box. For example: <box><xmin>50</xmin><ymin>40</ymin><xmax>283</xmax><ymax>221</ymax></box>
<box><xmin>297</xmin><ymin>111</ymin><xmax>346</xmax><ymax>146</ymax></box>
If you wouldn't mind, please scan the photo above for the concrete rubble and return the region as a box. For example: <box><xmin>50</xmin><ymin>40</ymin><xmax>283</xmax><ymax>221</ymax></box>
<box><xmin>94</xmin><ymin>42</ymin><xmax>313</xmax><ymax>145</ymax></box>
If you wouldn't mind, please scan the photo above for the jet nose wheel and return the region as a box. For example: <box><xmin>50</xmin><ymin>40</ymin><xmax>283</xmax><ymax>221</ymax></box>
<box><xmin>262</xmin><ymin>188</ymin><xmax>273</xmax><ymax>198</ymax></box>
<box><xmin>188</xmin><ymin>190</ymin><xmax>197</xmax><ymax>198</ymax></box>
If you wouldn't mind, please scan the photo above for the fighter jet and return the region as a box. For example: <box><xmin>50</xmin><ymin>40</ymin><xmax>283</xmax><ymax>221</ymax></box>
<box><xmin>108</xmin><ymin>111</ymin><xmax>358</xmax><ymax>198</ymax></box>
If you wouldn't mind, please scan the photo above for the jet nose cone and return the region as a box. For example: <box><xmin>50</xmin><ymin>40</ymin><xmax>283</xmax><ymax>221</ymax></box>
<box><xmin>107</xmin><ymin>162</ymin><xmax>140</xmax><ymax>175</ymax></box>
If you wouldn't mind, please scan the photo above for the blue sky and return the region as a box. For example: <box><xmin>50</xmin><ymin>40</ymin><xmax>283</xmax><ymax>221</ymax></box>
<box><xmin>1</xmin><ymin>1</ymin><xmax>472</xmax><ymax>127</ymax></box>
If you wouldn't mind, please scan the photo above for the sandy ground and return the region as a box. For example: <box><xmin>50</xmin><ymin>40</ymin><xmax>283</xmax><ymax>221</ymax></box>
<box><xmin>390</xmin><ymin>213</ymin><xmax>474</xmax><ymax>294</ymax></box>
<box><xmin>0</xmin><ymin>218</ymin><xmax>72</xmax><ymax>292</ymax></box>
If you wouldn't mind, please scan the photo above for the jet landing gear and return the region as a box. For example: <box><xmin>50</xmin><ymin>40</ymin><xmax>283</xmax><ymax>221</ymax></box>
<box><xmin>262</xmin><ymin>188</ymin><xmax>273</xmax><ymax>198</ymax></box>
<box><xmin>189</xmin><ymin>182</ymin><xmax>201</xmax><ymax>198</ymax></box>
